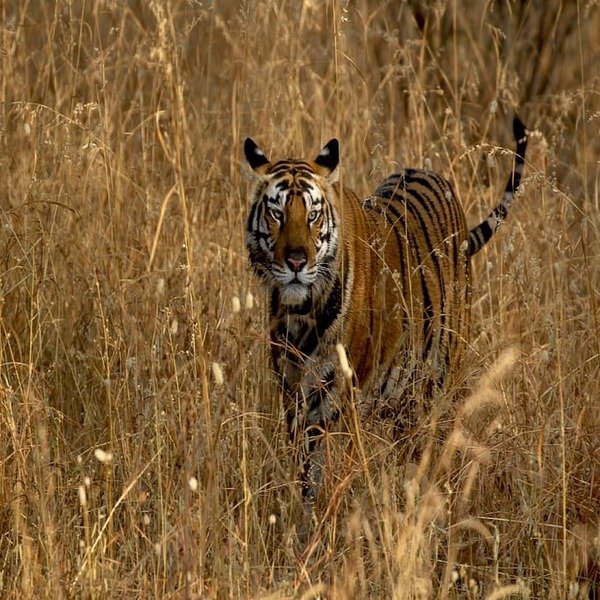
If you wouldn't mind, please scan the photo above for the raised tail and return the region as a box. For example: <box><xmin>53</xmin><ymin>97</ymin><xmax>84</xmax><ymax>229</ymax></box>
<box><xmin>467</xmin><ymin>117</ymin><xmax>528</xmax><ymax>256</ymax></box>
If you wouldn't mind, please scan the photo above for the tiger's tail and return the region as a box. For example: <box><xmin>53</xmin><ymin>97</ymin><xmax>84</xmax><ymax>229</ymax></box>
<box><xmin>467</xmin><ymin>117</ymin><xmax>528</xmax><ymax>257</ymax></box>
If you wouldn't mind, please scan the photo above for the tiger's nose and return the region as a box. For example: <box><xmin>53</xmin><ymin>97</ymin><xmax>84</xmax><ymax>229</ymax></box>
<box><xmin>285</xmin><ymin>249</ymin><xmax>308</xmax><ymax>272</ymax></box>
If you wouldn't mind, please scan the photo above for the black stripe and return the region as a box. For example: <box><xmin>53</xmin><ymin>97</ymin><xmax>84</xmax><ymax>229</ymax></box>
<box><xmin>378</xmin><ymin>361</ymin><xmax>396</xmax><ymax>397</ymax></box>
<box><xmin>475</xmin><ymin>221</ymin><xmax>492</xmax><ymax>247</ymax></box>
<box><xmin>445</xmin><ymin>182</ymin><xmax>462</xmax><ymax>260</ymax></box>
<box><xmin>404</xmin><ymin>172</ymin><xmax>445</xmax><ymax>202</ymax></box>
<box><xmin>426</xmin><ymin>172</ymin><xmax>452</xmax><ymax>198</ymax></box>
<box><xmin>252</xmin><ymin>230</ymin><xmax>270</xmax><ymax>242</ymax></box>
<box><xmin>294</xmin><ymin>327</ymin><xmax>317</xmax><ymax>363</ymax></box>
<box><xmin>246</xmin><ymin>203</ymin><xmax>258</xmax><ymax>233</ymax></box>
<box><xmin>421</xmin><ymin>284</ymin><xmax>435</xmax><ymax>358</ymax></box>
<box><xmin>398</xmin><ymin>213</ymin><xmax>436</xmax><ymax>360</ymax></box>
<box><xmin>317</xmin><ymin>275</ymin><xmax>343</xmax><ymax>337</ymax></box>
<box><xmin>270</xmin><ymin>289</ymin><xmax>280</xmax><ymax>317</ymax></box>
<box><xmin>291</xmin><ymin>179</ymin><xmax>316</xmax><ymax>193</ymax></box>
<box><xmin>376</xmin><ymin>174</ymin><xmax>405</xmax><ymax>198</ymax></box>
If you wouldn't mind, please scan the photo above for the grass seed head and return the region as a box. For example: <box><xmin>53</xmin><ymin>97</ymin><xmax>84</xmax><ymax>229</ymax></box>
<box><xmin>94</xmin><ymin>448</ymin><xmax>113</xmax><ymax>464</ymax></box>
<box><xmin>336</xmin><ymin>343</ymin><xmax>353</xmax><ymax>380</ymax></box>
<box><xmin>244</xmin><ymin>291</ymin><xmax>254</xmax><ymax>310</ymax></box>
<box><xmin>211</xmin><ymin>362</ymin><xmax>224</xmax><ymax>385</ymax></box>
<box><xmin>78</xmin><ymin>485</ymin><xmax>87</xmax><ymax>507</ymax></box>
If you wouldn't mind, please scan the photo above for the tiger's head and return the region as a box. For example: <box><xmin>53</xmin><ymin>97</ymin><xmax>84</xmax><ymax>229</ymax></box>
<box><xmin>244</xmin><ymin>138</ymin><xmax>340</xmax><ymax>307</ymax></box>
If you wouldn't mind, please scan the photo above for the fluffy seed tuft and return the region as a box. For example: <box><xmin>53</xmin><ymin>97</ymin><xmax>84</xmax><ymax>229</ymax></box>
<box><xmin>335</xmin><ymin>343</ymin><xmax>353</xmax><ymax>380</ymax></box>
<box><xmin>94</xmin><ymin>448</ymin><xmax>113</xmax><ymax>464</ymax></box>
<box><xmin>78</xmin><ymin>485</ymin><xmax>87</xmax><ymax>507</ymax></box>
<box><xmin>212</xmin><ymin>362</ymin><xmax>224</xmax><ymax>385</ymax></box>
<box><xmin>244</xmin><ymin>292</ymin><xmax>254</xmax><ymax>310</ymax></box>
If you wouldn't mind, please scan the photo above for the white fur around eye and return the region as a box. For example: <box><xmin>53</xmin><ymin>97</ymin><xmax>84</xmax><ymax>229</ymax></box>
<box><xmin>268</xmin><ymin>207</ymin><xmax>283</xmax><ymax>222</ymax></box>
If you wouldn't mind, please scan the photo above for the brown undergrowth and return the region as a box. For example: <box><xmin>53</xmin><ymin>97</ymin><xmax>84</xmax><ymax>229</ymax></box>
<box><xmin>0</xmin><ymin>1</ymin><xmax>599</xmax><ymax>598</ymax></box>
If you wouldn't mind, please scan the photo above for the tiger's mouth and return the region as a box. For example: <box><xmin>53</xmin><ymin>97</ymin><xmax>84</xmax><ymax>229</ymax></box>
<box><xmin>268</xmin><ymin>259</ymin><xmax>319</xmax><ymax>305</ymax></box>
<box><xmin>280</xmin><ymin>280</ymin><xmax>311</xmax><ymax>305</ymax></box>
<box><xmin>272</xmin><ymin>262</ymin><xmax>315</xmax><ymax>286</ymax></box>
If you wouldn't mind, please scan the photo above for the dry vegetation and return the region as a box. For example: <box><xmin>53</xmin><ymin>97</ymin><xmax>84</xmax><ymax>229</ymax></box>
<box><xmin>1</xmin><ymin>1</ymin><xmax>599</xmax><ymax>598</ymax></box>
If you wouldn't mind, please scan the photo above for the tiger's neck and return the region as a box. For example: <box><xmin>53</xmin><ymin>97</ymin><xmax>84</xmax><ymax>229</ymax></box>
<box><xmin>269</xmin><ymin>263</ymin><xmax>347</xmax><ymax>361</ymax></box>
<box><xmin>270</xmin><ymin>289</ymin><xmax>313</xmax><ymax>317</ymax></box>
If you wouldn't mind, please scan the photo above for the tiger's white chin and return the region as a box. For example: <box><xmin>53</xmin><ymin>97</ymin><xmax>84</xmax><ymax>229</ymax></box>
<box><xmin>279</xmin><ymin>282</ymin><xmax>310</xmax><ymax>306</ymax></box>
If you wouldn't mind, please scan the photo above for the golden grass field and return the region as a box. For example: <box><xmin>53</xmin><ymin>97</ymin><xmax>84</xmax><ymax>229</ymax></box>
<box><xmin>1</xmin><ymin>1</ymin><xmax>599</xmax><ymax>598</ymax></box>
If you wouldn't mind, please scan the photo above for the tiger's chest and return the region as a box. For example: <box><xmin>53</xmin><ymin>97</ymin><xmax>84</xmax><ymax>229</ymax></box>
<box><xmin>269</xmin><ymin>283</ymin><xmax>349</xmax><ymax>429</ymax></box>
<box><xmin>268</xmin><ymin>256</ymin><xmax>410</xmax><ymax>428</ymax></box>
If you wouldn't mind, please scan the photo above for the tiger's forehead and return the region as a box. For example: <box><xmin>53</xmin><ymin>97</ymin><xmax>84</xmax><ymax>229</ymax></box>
<box><xmin>262</xmin><ymin>161</ymin><xmax>323</xmax><ymax>203</ymax></box>
<box><xmin>267</xmin><ymin>159</ymin><xmax>316</xmax><ymax>176</ymax></box>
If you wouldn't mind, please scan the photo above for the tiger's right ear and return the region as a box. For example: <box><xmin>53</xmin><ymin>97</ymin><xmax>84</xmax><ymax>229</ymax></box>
<box><xmin>314</xmin><ymin>138</ymin><xmax>339</xmax><ymax>181</ymax></box>
<box><xmin>244</xmin><ymin>138</ymin><xmax>270</xmax><ymax>174</ymax></box>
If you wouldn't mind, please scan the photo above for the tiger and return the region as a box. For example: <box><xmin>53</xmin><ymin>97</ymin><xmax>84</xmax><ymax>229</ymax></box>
<box><xmin>244</xmin><ymin>117</ymin><xmax>527</xmax><ymax>515</ymax></box>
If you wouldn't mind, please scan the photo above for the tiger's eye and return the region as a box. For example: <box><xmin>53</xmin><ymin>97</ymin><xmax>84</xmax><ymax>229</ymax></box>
<box><xmin>308</xmin><ymin>210</ymin><xmax>318</xmax><ymax>222</ymax></box>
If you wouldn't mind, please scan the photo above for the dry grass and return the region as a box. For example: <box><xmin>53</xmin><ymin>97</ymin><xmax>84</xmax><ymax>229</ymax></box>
<box><xmin>1</xmin><ymin>1</ymin><xmax>599</xmax><ymax>598</ymax></box>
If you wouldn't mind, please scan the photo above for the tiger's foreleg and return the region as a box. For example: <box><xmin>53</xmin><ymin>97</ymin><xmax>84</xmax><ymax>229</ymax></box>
<box><xmin>285</xmin><ymin>367</ymin><xmax>340</xmax><ymax>544</ymax></box>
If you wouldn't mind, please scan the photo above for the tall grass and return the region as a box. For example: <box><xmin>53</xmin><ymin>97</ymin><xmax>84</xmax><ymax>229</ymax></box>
<box><xmin>0</xmin><ymin>1</ymin><xmax>599</xmax><ymax>597</ymax></box>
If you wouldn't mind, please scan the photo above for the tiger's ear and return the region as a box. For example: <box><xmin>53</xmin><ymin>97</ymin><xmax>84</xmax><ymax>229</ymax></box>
<box><xmin>314</xmin><ymin>138</ymin><xmax>339</xmax><ymax>180</ymax></box>
<box><xmin>244</xmin><ymin>138</ymin><xmax>270</xmax><ymax>174</ymax></box>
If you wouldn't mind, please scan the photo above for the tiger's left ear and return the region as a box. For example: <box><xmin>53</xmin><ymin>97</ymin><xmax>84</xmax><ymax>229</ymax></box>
<box><xmin>244</xmin><ymin>138</ymin><xmax>270</xmax><ymax>175</ymax></box>
<box><xmin>314</xmin><ymin>139</ymin><xmax>339</xmax><ymax>181</ymax></box>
